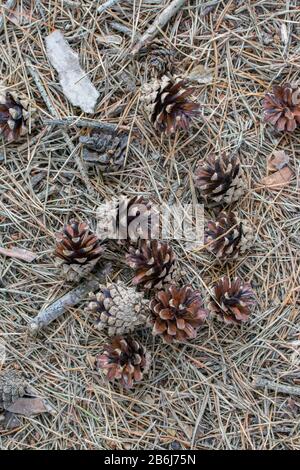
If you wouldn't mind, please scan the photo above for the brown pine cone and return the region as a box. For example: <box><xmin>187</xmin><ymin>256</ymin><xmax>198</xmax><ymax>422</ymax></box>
<box><xmin>194</xmin><ymin>153</ymin><xmax>245</xmax><ymax>205</ymax></box>
<box><xmin>86</xmin><ymin>281</ymin><xmax>149</xmax><ymax>336</ymax></box>
<box><xmin>149</xmin><ymin>285</ymin><xmax>209</xmax><ymax>343</ymax></box>
<box><xmin>205</xmin><ymin>211</ymin><xmax>253</xmax><ymax>259</ymax></box>
<box><xmin>126</xmin><ymin>240</ymin><xmax>177</xmax><ymax>290</ymax></box>
<box><xmin>54</xmin><ymin>219</ymin><xmax>104</xmax><ymax>282</ymax></box>
<box><xmin>137</xmin><ymin>40</ymin><xmax>174</xmax><ymax>77</ymax></box>
<box><xmin>0</xmin><ymin>370</ymin><xmax>27</xmax><ymax>410</ymax></box>
<box><xmin>263</xmin><ymin>83</ymin><xmax>300</xmax><ymax>132</ymax></box>
<box><xmin>141</xmin><ymin>75</ymin><xmax>199</xmax><ymax>135</ymax></box>
<box><xmin>79</xmin><ymin>130</ymin><xmax>128</xmax><ymax>171</ymax></box>
<box><xmin>117</xmin><ymin>196</ymin><xmax>159</xmax><ymax>244</ymax></box>
<box><xmin>0</xmin><ymin>91</ymin><xmax>34</xmax><ymax>142</ymax></box>
<box><xmin>95</xmin><ymin>336</ymin><xmax>151</xmax><ymax>389</ymax></box>
<box><xmin>209</xmin><ymin>277</ymin><xmax>256</xmax><ymax>324</ymax></box>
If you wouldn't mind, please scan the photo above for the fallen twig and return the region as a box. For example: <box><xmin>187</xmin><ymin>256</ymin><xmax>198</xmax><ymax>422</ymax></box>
<box><xmin>28</xmin><ymin>264</ymin><xmax>112</xmax><ymax>335</ymax></box>
<box><xmin>0</xmin><ymin>0</ymin><xmax>16</xmax><ymax>34</ymax></box>
<box><xmin>131</xmin><ymin>0</ymin><xmax>186</xmax><ymax>56</ymax></box>
<box><xmin>0</xmin><ymin>246</ymin><xmax>37</xmax><ymax>263</ymax></box>
<box><xmin>97</xmin><ymin>0</ymin><xmax>120</xmax><ymax>14</ymax></box>
<box><xmin>110</xmin><ymin>21</ymin><xmax>141</xmax><ymax>40</ymax></box>
<box><xmin>43</xmin><ymin>117</ymin><xmax>120</xmax><ymax>132</ymax></box>
<box><xmin>253</xmin><ymin>376</ymin><xmax>300</xmax><ymax>397</ymax></box>
<box><xmin>26</xmin><ymin>60</ymin><xmax>97</xmax><ymax>196</ymax></box>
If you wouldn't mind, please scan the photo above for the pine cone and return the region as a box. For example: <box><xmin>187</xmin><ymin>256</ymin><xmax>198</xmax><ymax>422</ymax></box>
<box><xmin>194</xmin><ymin>153</ymin><xmax>245</xmax><ymax>205</ymax></box>
<box><xmin>126</xmin><ymin>240</ymin><xmax>177</xmax><ymax>290</ymax></box>
<box><xmin>54</xmin><ymin>219</ymin><xmax>104</xmax><ymax>282</ymax></box>
<box><xmin>79</xmin><ymin>130</ymin><xmax>128</xmax><ymax>171</ymax></box>
<box><xmin>0</xmin><ymin>370</ymin><xmax>27</xmax><ymax>410</ymax></box>
<box><xmin>86</xmin><ymin>281</ymin><xmax>149</xmax><ymax>336</ymax></box>
<box><xmin>205</xmin><ymin>211</ymin><xmax>253</xmax><ymax>259</ymax></box>
<box><xmin>209</xmin><ymin>277</ymin><xmax>256</xmax><ymax>324</ymax></box>
<box><xmin>117</xmin><ymin>196</ymin><xmax>159</xmax><ymax>244</ymax></box>
<box><xmin>0</xmin><ymin>91</ymin><xmax>34</xmax><ymax>142</ymax></box>
<box><xmin>137</xmin><ymin>40</ymin><xmax>174</xmax><ymax>77</ymax></box>
<box><xmin>141</xmin><ymin>75</ymin><xmax>199</xmax><ymax>135</ymax></box>
<box><xmin>95</xmin><ymin>336</ymin><xmax>151</xmax><ymax>388</ymax></box>
<box><xmin>149</xmin><ymin>285</ymin><xmax>209</xmax><ymax>343</ymax></box>
<box><xmin>263</xmin><ymin>83</ymin><xmax>300</xmax><ymax>132</ymax></box>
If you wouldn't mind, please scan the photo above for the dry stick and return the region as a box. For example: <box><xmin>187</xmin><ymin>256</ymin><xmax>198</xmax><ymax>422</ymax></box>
<box><xmin>0</xmin><ymin>0</ymin><xmax>16</xmax><ymax>34</ymax></box>
<box><xmin>28</xmin><ymin>264</ymin><xmax>112</xmax><ymax>335</ymax></box>
<box><xmin>43</xmin><ymin>117</ymin><xmax>119</xmax><ymax>132</ymax></box>
<box><xmin>131</xmin><ymin>0</ymin><xmax>186</xmax><ymax>56</ymax></box>
<box><xmin>253</xmin><ymin>376</ymin><xmax>300</xmax><ymax>397</ymax></box>
<box><xmin>110</xmin><ymin>21</ymin><xmax>141</xmax><ymax>40</ymax></box>
<box><xmin>97</xmin><ymin>0</ymin><xmax>121</xmax><ymax>14</ymax></box>
<box><xmin>26</xmin><ymin>61</ymin><xmax>97</xmax><ymax>196</ymax></box>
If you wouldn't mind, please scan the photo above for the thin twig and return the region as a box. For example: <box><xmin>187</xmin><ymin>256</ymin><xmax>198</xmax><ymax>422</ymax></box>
<box><xmin>110</xmin><ymin>21</ymin><xmax>141</xmax><ymax>40</ymax></box>
<box><xmin>97</xmin><ymin>0</ymin><xmax>121</xmax><ymax>14</ymax></box>
<box><xmin>253</xmin><ymin>376</ymin><xmax>300</xmax><ymax>397</ymax></box>
<box><xmin>131</xmin><ymin>0</ymin><xmax>186</xmax><ymax>56</ymax></box>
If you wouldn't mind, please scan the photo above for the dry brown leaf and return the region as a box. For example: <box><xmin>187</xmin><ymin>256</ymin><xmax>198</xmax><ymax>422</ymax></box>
<box><xmin>7</xmin><ymin>398</ymin><xmax>56</xmax><ymax>417</ymax></box>
<box><xmin>0</xmin><ymin>246</ymin><xmax>37</xmax><ymax>262</ymax></box>
<box><xmin>268</xmin><ymin>150</ymin><xmax>289</xmax><ymax>172</ymax></box>
<box><xmin>188</xmin><ymin>64</ymin><xmax>214</xmax><ymax>84</ymax></box>
<box><xmin>260</xmin><ymin>166</ymin><xmax>293</xmax><ymax>190</ymax></box>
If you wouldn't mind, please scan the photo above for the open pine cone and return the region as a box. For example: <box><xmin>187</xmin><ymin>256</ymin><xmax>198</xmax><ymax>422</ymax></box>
<box><xmin>126</xmin><ymin>240</ymin><xmax>177</xmax><ymax>290</ymax></box>
<box><xmin>0</xmin><ymin>91</ymin><xmax>34</xmax><ymax>142</ymax></box>
<box><xmin>209</xmin><ymin>277</ymin><xmax>256</xmax><ymax>324</ymax></box>
<box><xmin>149</xmin><ymin>285</ymin><xmax>209</xmax><ymax>343</ymax></box>
<box><xmin>194</xmin><ymin>153</ymin><xmax>245</xmax><ymax>205</ymax></box>
<box><xmin>141</xmin><ymin>75</ymin><xmax>199</xmax><ymax>134</ymax></box>
<box><xmin>95</xmin><ymin>336</ymin><xmax>151</xmax><ymax>388</ymax></box>
<box><xmin>137</xmin><ymin>40</ymin><xmax>174</xmax><ymax>77</ymax></box>
<box><xmin>263</xmin><ymin>83</ymin><xmax>300</xmax><ymax>132</ymax></box>
<box><xmin>205</xmin><ymin>211</ymin><xmax>253</xmax><ymax>259</ymax></box>
<box><xmin>117</xmin><ymin>196</ymin><xmax>159</xmax><ymax>244</ymax></box>
<box><xmin>86</xmin><ymin>281</ymin><xmax>149</xmax><ymax>336</ymax></box>
<box><xmin>79</xmin><ymin>130</ymin><xmax>128</xmax><ymax>171</ymax></box>
<box><xmin>54</xmin><ymin>219</ymin><xmax>104</xmax><ymax>282</ymax></box>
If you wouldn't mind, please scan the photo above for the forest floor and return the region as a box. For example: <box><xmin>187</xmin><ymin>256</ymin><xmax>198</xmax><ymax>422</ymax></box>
<box><xmin>0</xmin><ymin>0</ymin><xmax>299</xmax><ymax>450</ymax></box>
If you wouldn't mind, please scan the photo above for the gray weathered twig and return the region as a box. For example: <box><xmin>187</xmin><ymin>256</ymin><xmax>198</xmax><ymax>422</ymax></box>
<box><xmin>110</xmin><ymin>21</ymin><xmax>141</xmax><ymax>40</ymax></box>
<box><xmin>253</xmin><ymin>376</ymin><xmax>300</xmax><ymax>397</ymax></box>
<box><xmin>131</xmin><ymin>0</ymin><xmax>186</xmax><ymax>56</ymax></box>
<box><xmin>43</xmin><ymin>117</ymin><xmax>119</xmax><ymax>132</ymax></box>
<box><xmin>28</xmin><ymin>264</ymin><xmax>112</xmax><ymax>335</ymax></box>
<box><xmin>0</xmin><ymin>0</ymin><xmax>16</xmax><ymax>34</ymax></box>
<box><xmin>97</xmin><ymin>0</ymin><xmax>120</xmax><ymax>14</ymax></box>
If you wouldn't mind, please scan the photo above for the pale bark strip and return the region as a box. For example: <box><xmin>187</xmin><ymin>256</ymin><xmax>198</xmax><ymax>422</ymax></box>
<box><xmin>131</xmin><ymin>0</ymin><xmax>186</xmax><ymax>56</ymax></box>
<box><xmin>0</xmin><ymin>246</ymin><xmax>37</xmax><ymax>263</ymax></box>
<box><xmin>43</xmin><ymin>117</ymin><xmax>119</xmax><ymax>132</ymax></box>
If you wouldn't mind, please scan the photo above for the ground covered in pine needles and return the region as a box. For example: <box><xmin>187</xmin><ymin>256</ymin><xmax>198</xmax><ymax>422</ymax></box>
<box><xmin>0</xmin><ymin>0</ymin><xmax>299</xmax><ymax>450</ymax></box>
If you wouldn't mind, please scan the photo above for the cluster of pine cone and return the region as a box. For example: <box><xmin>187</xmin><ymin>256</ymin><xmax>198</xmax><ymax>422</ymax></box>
<box><xmin>52</xmin><ymin>215</ymin><xmax>256</xmax><ymax>389</ymax></box>
<box><xmin>2</xmin><ymin>43</ymin><xmax>299</xmax><ymax>390</ymax></box>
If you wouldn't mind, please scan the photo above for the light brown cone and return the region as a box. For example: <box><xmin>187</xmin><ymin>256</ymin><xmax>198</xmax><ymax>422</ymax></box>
<box><xmin>86</xmin><ymin>281</ymin><xmax>149</xmax><ymax>336</ymax></box>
